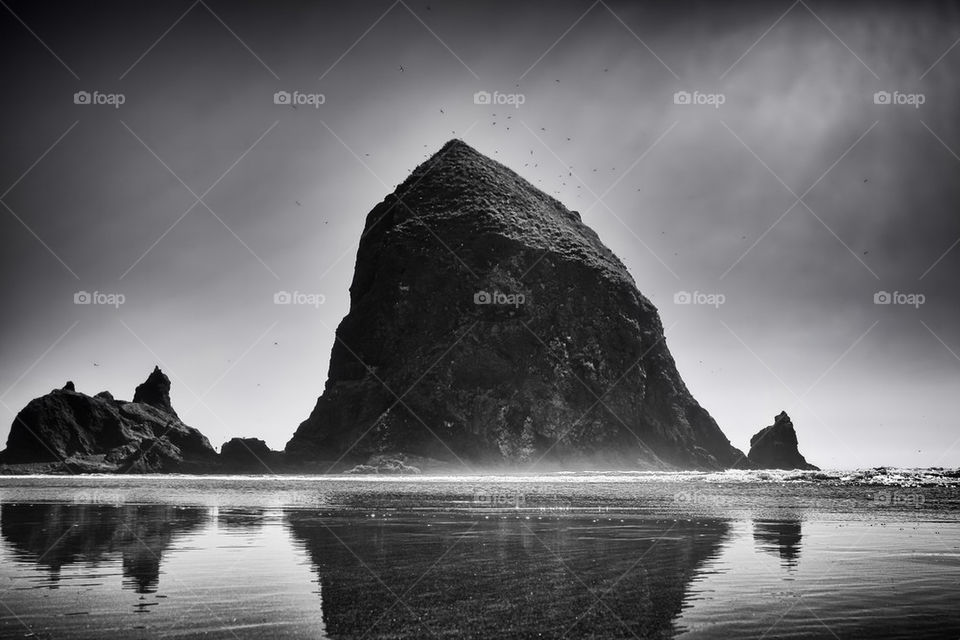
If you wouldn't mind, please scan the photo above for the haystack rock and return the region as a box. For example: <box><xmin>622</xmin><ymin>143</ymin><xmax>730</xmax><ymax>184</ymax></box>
<box><xmin>285</xmin><ymin>139</ymin><xmax>745</xmax><ymax>470</ymax></box>
<box><xmin>0</xmin><ymin>368</ymin><xmax>216</xmax><ymax>473</ymax></box>
<box><xmin>746</xmin><ymin>412</ymin><xmax>818</xmax><ymax>470</ymax></box>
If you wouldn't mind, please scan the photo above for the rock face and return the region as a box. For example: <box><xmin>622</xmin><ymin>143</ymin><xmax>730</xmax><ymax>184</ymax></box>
<box><xmin>746</xmin><ymin>412</ymin><xmax>818</xmax><ymax>470</ymax></box>
<box><xmin>285</xmin><ymin>139</ymin><xmax>745</xmax><ymax>470</ymax></box>
<box><xmin>0</xmin><ymin>369</ymin><xmax>216</xmax><ymax>472</ymax></box>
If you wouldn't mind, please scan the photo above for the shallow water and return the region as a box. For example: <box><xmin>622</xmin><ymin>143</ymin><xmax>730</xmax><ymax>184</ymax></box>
<box><xmin>0</xmin><ymin>473</ymin><xmax>958</xmax><ymax>639</ymax></box>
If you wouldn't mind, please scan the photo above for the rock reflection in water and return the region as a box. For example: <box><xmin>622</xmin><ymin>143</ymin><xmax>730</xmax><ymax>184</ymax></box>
<box><xmin>286</xmin><ymin>511</ymin><xmax>732</xmax><ymax>638</ymax></box>
<box><xmin>752</xmin><ymin>519</ymin><xmax>803</xmax><ymax>569</ymax></box>
<box><xmin>0</xmin><ymin>503</ymin><xmax>207</xmax><ymax>593</ymax></box>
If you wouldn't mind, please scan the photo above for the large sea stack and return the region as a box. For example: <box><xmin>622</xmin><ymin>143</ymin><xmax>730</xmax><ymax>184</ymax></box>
<box><xmin>285</xmin><ymin>140</ymin><xmax>744</xmax><ymax>470</ymax></box>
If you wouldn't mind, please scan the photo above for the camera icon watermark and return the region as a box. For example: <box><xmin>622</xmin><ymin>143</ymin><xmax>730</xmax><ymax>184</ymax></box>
<box><xmin>273</xmin><ymin>90</ymin><xmax>325</xmax><ymax>108</ymax></box>
<box><xmin>274</xmin><ymin>290</ymin><xmax>325</xmax><ymax>307</ymax></box>
<box><xmin>73</xmin><ymin>90</ymin><xmax>125</xmax><ymax>109</ymax></box>
<box><xmin>873</xmin><ymin>90</ymin><xmax>925</xmax><ymax>108</ymax></box>
<box><xmin>74</xmin><ymin>290</ymin><xmax>125</xmax><ymax>308</ymax></box>
<box><xmin>673</xmin><ymin>90</ymin><xmax>725</xmax><ymax>109</ymax></box>
<box><xmin>673</xmin><ymin>290</ymin><xmax>725</xmax><ymax>308</ymax></box>
<box><xmin>474</xmin><ymin>290</ymin><xmax>526</xmax><ymax>307</ymax></box>
<box><xmin>473</xmin><ymin>90</ymin><xmax>525</xmax><ymax>109</ymax></box>
<box><xmin>873</xmin><ymin>290</ymin><xmax>925</xmax><ymax>308</ymax></box>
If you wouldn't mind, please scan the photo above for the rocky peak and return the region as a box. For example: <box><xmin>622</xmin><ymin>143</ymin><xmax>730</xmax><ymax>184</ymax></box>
<box><xmin>384</xmin><ymin>139</ymin><xmax>631</xmax><ymax>283</ymax></box>
<box><xmin>133</xmin><ymin>366</ymin><xmax>178</xmax><ymax>419</ymax></box>
<box><xmin>746</xmin><ymin>412</ymin><xmax>818</xmax><ymax>470</ymax></box>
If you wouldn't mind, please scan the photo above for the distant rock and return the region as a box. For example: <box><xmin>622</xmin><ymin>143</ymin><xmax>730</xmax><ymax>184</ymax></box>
<box><xmin>220</xmin><ymin>438</ymin><xmax>280</xmax><ymax>472</ymax></box>
<box><xmin>745</xmin><ymin>412</ymin><xmax>818</xmax><ymax>470</ymax></box>
<box><xmin>346</xmin><ymin>455</ymin><xmax>421</xmax><ymax>475</ymax></box>
<box><xmin>285</xmin><ymin>139</ymin><xmax>745</xmax><ymax>470</ymax></box>
<box><xmin>133</xmin><ymin>366</ymin><xmax>179</xmax><ymax>419</ymax></box>
<box><xmin>0</xmin><ymin>369</ymin><xmax>216</xmax><ymax>473</ymax></box>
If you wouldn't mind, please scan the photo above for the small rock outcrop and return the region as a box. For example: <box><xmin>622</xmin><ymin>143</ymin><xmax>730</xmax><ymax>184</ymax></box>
<box><xmin>346</xmin><ymin>455</ymin><xmax>421</xmax><ymax>475</ymax></box>
<box><xmin>0</xmin><ymin>368</ymin><xmax>216</xmax><ymax>473</ymax></box>
<box><xmin>746</xmin><ymin>412</ymin><xmax>818</xmax><ymax>470</ymax></box>
<box><xmin>286</xmin><ymin>139</ymin><xmax>745</xmax><ymax>470</ymax></box>
<box><xmin>133</xmin><ymin>366</ymin><xmax>179</xmax><ymax>419</ymax></box>
<box><xmin>220</xmin><ymin>438</ymin><xmax>281</xmax><ymax>472</ymax></box>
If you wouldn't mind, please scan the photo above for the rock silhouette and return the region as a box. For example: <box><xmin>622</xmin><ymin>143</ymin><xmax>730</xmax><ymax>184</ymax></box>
<box><xmin>219</xmin><ymin>437</ymin><xmax>281</xmax><ymax>472</ymax></box>
<box><xmin>133</xmin><ymin>365</ymin><xmax>179</xmax><ymax>419</ymax></box>
<box><xmin>0</xmin><ymin>368</ymin><xmax>216</xmax><ymax>473</ymax></box>
<box><xmin>286</xmin><ymin>139</ymin><xmax>744</xmax><ymax>470</ymax></box>
<box><xmin>746</xmin><ymin>412</ymin><xmax>818</xmax><ymax>470</ymax></box>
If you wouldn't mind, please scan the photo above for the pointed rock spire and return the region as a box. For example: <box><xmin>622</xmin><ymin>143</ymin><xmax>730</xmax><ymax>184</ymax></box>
<box><xmin>133</xmin><ymin>366</ymin><xmax>179</xmax><ymax>419</ymax></box>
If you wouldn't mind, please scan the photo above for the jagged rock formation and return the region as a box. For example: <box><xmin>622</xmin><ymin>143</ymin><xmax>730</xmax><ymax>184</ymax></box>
<box><xmin>0</xmin><ymin>369</ymin><xmax>216</xmax><ymax>473</ymax></box>
<box><xmin>285</xmin><ymin>139</ymin><xmax>745</xmax><ymax>470</ymax></box>
<box><xmin>746</xmin><ymin>412</ymin><xmax>818</xmax><ymax>470</ymax></box>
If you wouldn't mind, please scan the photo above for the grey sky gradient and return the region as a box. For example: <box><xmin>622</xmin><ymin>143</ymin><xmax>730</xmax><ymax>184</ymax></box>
<box><xmin>1</xmin><ymin>0</ymin><xmax>958</xmax><ymax>468</ymax></box>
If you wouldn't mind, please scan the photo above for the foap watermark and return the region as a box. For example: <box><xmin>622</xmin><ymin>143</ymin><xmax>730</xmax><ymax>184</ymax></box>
<box><xmin>274</xmin><ymin>290</ymin><xmax>325</xmax><ymax>307</ymax></box>
<box><xmin>674</xmin><ymin>290</ymin><xmax>725</xmax><ymax>308</ymax></box>
<box><xmin>874</xmin><ymin>290</ymin><xmax>925</xmax><ymax>308</ymax></box>
<box><xmin>473</xmin><ymin>90</ymin><xmax>525</xmax><ymax>109</ymax></box>
<box><xmin>873</xmin><ymin>90</ymin><xmax>925</xmax><ymax>108</ymax></box>
<box><xmin>674</xmin><ymin>490</ymin><xmax>736</xmax><ymax>508</ymax></box>
<box><xmin>74</xmin><ymin>489</ymin><xmax>126</xmax><ymax>504</ymax></box>
<box><xmin>74</xmin><ymin>90</ymin><xmax>125</xmax><ymax>109</ymax></box>
<box><xmin>872</xmin><ymin>490</ymin><xmax>925</xmax><ymax>508</ymax></box>
<box><xmin>273</xmin><ymin>90</ymin><xmax>325</xmax><ymax>108</ymax></box>
<box><xmin>474</xmin><ymin>290</ymin><xmax>525</xmax><ymax>307</ymax></box>
<box><xmin>473</xmin><ymin>488</ymin><xmax>526</xmax><ymax>508</ymax></box>
<box><xmin>74</xmin><ymin>290</ymin><xmax>125</xmax><ymax>308</ymax></box>
<box><xmin>673</xmin><ymin>90</ymin><xmax>725</xmax><ymax>109</ymax></box>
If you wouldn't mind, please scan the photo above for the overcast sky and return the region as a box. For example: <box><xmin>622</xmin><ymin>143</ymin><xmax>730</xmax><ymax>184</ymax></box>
<box><xmin>0</xmin><ymin>0</ymin><xmax>958</xmax><ymax>468</ymax></box>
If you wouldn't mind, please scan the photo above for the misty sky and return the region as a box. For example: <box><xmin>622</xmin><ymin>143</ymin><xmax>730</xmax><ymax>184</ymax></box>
<box><xmin>1</xmin><ymin>0</ymin><xmax>958</xmax><ymax>468</ymax></box>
